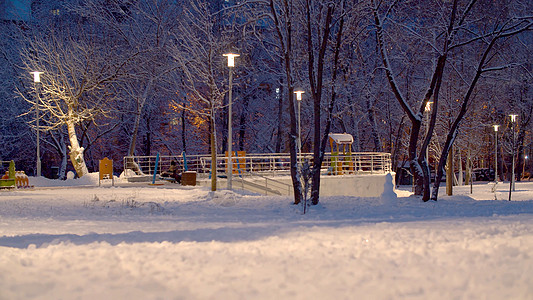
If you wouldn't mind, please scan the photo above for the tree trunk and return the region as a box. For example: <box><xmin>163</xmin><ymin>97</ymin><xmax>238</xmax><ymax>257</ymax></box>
<box><xmin>210</xmin><ymin>112</ymin><xmax>217</xmax><ymax>192</ymax></box>
<box><xmin>181</xmin><ymin>103</ymin><xmax>187</xmax><ymax>153</ymax></box>
<box><xmin>66</xmin><ymin>119</ymin><xmax>88</xmax><ymax>177</ymax></box>
<box><xmin>288</xmin><ymin>88</ymin><xmax>302</xmax><ymax>204</ymax></box>
<box><xmin>238</xmin><ymin>95</ymin><xmax>251</xmax><ymax>151</ymax></box>
<box><xmin>143</xmin><ymin>117</ymin><xmax>152</xmax><ymax>156</ymax></box>
<box><xmin>308</xmin><ymin>2</ymin><xmax>334</xmax><ymax>206</ymax></box>
<box><xmin>269</xmin><ymin>0</ymin><xmax>302</xmax><ymax>205</ymax></box>
<box><xmin>128</xmin><ymin>81</ymin><xmax>153</xmax><ymax>156</ymax></box>
<box><xmin>458</xmin><ymin>149</ymin><xmax>463</xmax><ymax>185</ymax></box>
<box><xmin>58</xmin><ymin>133</ymin><xmax>68</xmax><ymax>180</ymax></box>
<box><xmin>446</xmin><ymin>147</ymin><xmax>453</xmax><ymax>196</ymax></box>
<box><xmin>366</xmin><ymin>99</ymin><xmax>383</xmax><ymax>151</ymax></box>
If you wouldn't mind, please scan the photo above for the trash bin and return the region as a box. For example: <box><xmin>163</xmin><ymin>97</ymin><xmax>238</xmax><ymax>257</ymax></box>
<box><xmin>181</xmin><ymin>171</ymin><xmax>197</xmax><ymax>186</ymax></box>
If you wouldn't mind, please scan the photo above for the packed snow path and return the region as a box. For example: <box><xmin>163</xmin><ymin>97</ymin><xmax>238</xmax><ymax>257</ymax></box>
<box><xmin>1</xmin><ymin>177</ymin><xmax>532</xmax><ymax>299</ymax></box>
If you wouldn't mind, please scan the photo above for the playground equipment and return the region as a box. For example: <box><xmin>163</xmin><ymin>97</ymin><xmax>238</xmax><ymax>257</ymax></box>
<box><xmin>99</xmin><ymin>157</ymin><xmax>114</xmax><ymax>186</ymax></box>
<box><xmin>0</xmin><ymin>161</ymin><xmax>16</xmax><ymax>189</ymax></box>
<box><xmin>15</xmin><ymin>171</ymin><xmax>29</xmax><ymax>188</ymax></box>
<box><xmin>328</xmin><ymin>133</ymin><xmax>355</xmax><ymax>175</ymax></box>
<box><xmin>225</xmin><ymin>151</ymin><xmax>246</xmax><ymax>175</ymax></box>
<box><xmin>1</xmin><ymin>160</ymin><xmax>32</xmax><ymax>189</ymax></box>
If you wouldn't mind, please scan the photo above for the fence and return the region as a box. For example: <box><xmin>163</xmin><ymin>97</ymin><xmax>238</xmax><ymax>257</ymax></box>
<box><xmin>123</xmin><ymin>152</ymin><xmax>391</xmax><ymax>179</ymax></box>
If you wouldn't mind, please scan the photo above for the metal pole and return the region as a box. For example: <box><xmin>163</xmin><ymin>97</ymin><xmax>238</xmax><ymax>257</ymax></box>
<box><xmin>425</xmin><ymin>102</ymin><xmax>431</xmax><ymax>181</ymax></box>
<box><xmin>227</xmin><ymin>67</ymin><xmax>233</xmax><ymax>190</ymax></box>
<box><xmin>425</xmin><ymin>109</ymin><xmax>429</xmax><ymax>168</ymax></box>
<box><xmin>298</xmin><ymin>99</ymin><xmax>301</xmax><ymax>167</ymax></box>
<box><xmin>511</xmin><ymin>122</ymin><xmax>516</xmax><ymax>192</ymax></box>
<box><xmin>509</xmin><ymin>120</ymin><xmax>515</xmax><ymax>201</ymax></box>
<box><xmin>35</xmin><ymin>83</ymin><xmax>41</xmax><ymax>177</ymax></box>
<box><xmin>494</xmin><ymin>128</ymin><xmax>498</xmax><ymax>182</ymax></box>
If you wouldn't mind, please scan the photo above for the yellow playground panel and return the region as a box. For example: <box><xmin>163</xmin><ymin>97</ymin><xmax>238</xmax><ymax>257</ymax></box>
<box><xmin>1</xmin><ymin>160</ymin><xmax>16</xmax><ymax>188</ymax></box>
<box><xmin>99</xmin><ymin>157</ymin><xmax>114</xmax><ymax>186</ymax></box>
<box><xmin>225</xmin><ymin>151</ymin><xmax>246</xmax><ymax>174</ymax></box>
<box><xmin>328</xmin><ymin>133</ymin><xmax>354</xmax><ymax>175</ymax></box>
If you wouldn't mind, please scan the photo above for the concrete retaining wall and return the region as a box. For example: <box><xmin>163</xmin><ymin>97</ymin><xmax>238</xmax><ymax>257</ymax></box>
<box><xmin>200</xmin><ymin>173</ymin><xmax>395</xmax><ymax>197</ymax></box>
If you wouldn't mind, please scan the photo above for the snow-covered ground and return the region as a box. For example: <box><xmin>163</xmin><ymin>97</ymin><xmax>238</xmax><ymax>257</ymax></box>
<box><xmin>1</xmin><ymin>174</ymin><xmax>533</xmax><ymax>300</ymax></box>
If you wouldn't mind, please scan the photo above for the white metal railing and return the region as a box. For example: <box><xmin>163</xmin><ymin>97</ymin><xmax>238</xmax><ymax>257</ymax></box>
<box><xmin>122</xmin><ymin>152</ymin><xmax>391</xmax><ymax>179</ymax></box>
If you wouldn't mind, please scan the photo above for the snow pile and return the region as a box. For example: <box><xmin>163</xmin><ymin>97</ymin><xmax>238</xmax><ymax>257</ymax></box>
<box><xmin>30</xmin><ymin>172</ymin><xmax>131</xmax><ymax>187</ymax></box>
<box><xmin>1</xmin><ymin>180</ymin><xmax>533</xmax><ymax>299</ymax></box>
<box><xmin>30</xmin><ymin>172</ymin><xmax>101</xmax><ymax>187</ymax></box>
<box><xmin>379</xmin><ymin>172</ymin><xmax>397</xmax><ymax>206</ymax></box>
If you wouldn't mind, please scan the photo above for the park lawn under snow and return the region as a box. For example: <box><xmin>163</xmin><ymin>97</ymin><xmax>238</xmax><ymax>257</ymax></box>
<box><xmin>1</xmin><ymin>174</ymin><xmax>533</xmax><ymax>300</ymax></box>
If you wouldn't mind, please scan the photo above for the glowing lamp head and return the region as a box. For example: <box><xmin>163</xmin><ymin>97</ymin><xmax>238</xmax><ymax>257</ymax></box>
<box><xmin>425</xmin><ymin>101</ymin><xmax>433</xmax><ymax>112</ymax></box>
<box><xmin>493</xmin><ymin>125</ymin><xmax>499</xmax><ymax>132</ymax></box>
<box><xmin>31</xmin><ymin>71</ymin><xmax>44</xmax><ymax>83</ymax></box>
<box><xmin>510</xmin><ymin>114</ymin><xmax>518</xmax><ymax>123</ymax></box>
<box><xmin>294</xmin><ymin>90</ymin><xmax>305</xmax><ymax>101</ymax></box>
<box><xmin>223</xmin><ymin>53</ymin><xmax>240</xmax><ymax>67</ymax></box>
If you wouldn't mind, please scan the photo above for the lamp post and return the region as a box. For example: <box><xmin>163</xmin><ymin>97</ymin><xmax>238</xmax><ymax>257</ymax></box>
<box><xmin>425</xmin><ymin>101</ymin><xmax>432</xmax><ymax>180</ymax></box>
<box><xmin>509</xmin><ymin>114</ymin><xmax>518</xmax><ymax>200</ymax></box>
<box><xmin>31</xmin><ymin>71</ymin><xmax>44</xmax><ymax>177</ymax></box>
<box><xmin>223</xmin><ymin>53</ymin><xmax>239</xmax><ymax>190</ymax></box>
<box><xmin>294</xmin><ymin>90</ymin><xmax>305</xmax><ymax>166</ymax></box>
<box><xmin>493</xmin><ymin>125</ymin><xmax>499</xmax><ymax>183</ymax></box>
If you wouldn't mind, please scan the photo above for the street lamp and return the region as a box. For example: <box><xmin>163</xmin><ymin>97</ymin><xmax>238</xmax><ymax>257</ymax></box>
<box><xmin>223</xmin><ymin>53</ymin><xmax>239</xmax><ymax>190</ymax></box>
<box><xmin>294</xmin><ymin>90</ymin><xmax>305</xmax><ymax>166</ymax></box>
<box><xmin>424</xmin><ymin>101</ymin><xmax>432</xmax><ymax>112</ymax></box>
<box><xmin>31</xmin><ymin>71</ymin><xmax>44</xmax><ymax>177</ymax></box>
<box><xmin>509</xmin><ymin>114</ymin><xmax>518</xmax><ymax>200</ymax></box>
<box><xmin>424</xmin><ymin>101</ymin><xmax>432</xmax><ymax>178</ymax></box>
<box><xmin>493</xmin><ymin>125</ymin><xmax>499</xmax><ymax>183</ymax></box>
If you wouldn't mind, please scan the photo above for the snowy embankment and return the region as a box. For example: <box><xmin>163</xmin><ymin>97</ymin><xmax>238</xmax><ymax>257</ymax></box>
<box><xmin>1</xmin><ymin>175</ymin><xmax>532</xmax><ymax>299</ymax></box>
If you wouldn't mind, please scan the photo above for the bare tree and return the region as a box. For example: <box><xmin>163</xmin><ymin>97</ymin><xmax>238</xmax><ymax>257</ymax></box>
<box><xmin>263</xmin><ymin>0</ymin><xmax>303</xmax><ymax>204</ymax></box>
<box><xmin>305</xmin><ymin>0</ymin><xmax>348</xmax><ymax>205</ymax></box>
<box><xmin>169</xmin><ymin>0</ymin><xmax>235</xmax><ymax>191</ymax></box>
<box><xmin>431</xmin><ymin>4</ymin><xmax>532</xmax><ymax>200</ymax></box>
<box><xmin>18</xmin><ymin>23</ymin><xmax>132</xmax><ymax>177</ymax></box>
<box><xmin>0</xmin><ymin>21</ymin><xmax>35</xmax><ymax>170</ymax></box>
<box><xmin>373</xmin><ymin>0</ymin><xmax>532</xmax><ymax>201</ymax></box>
